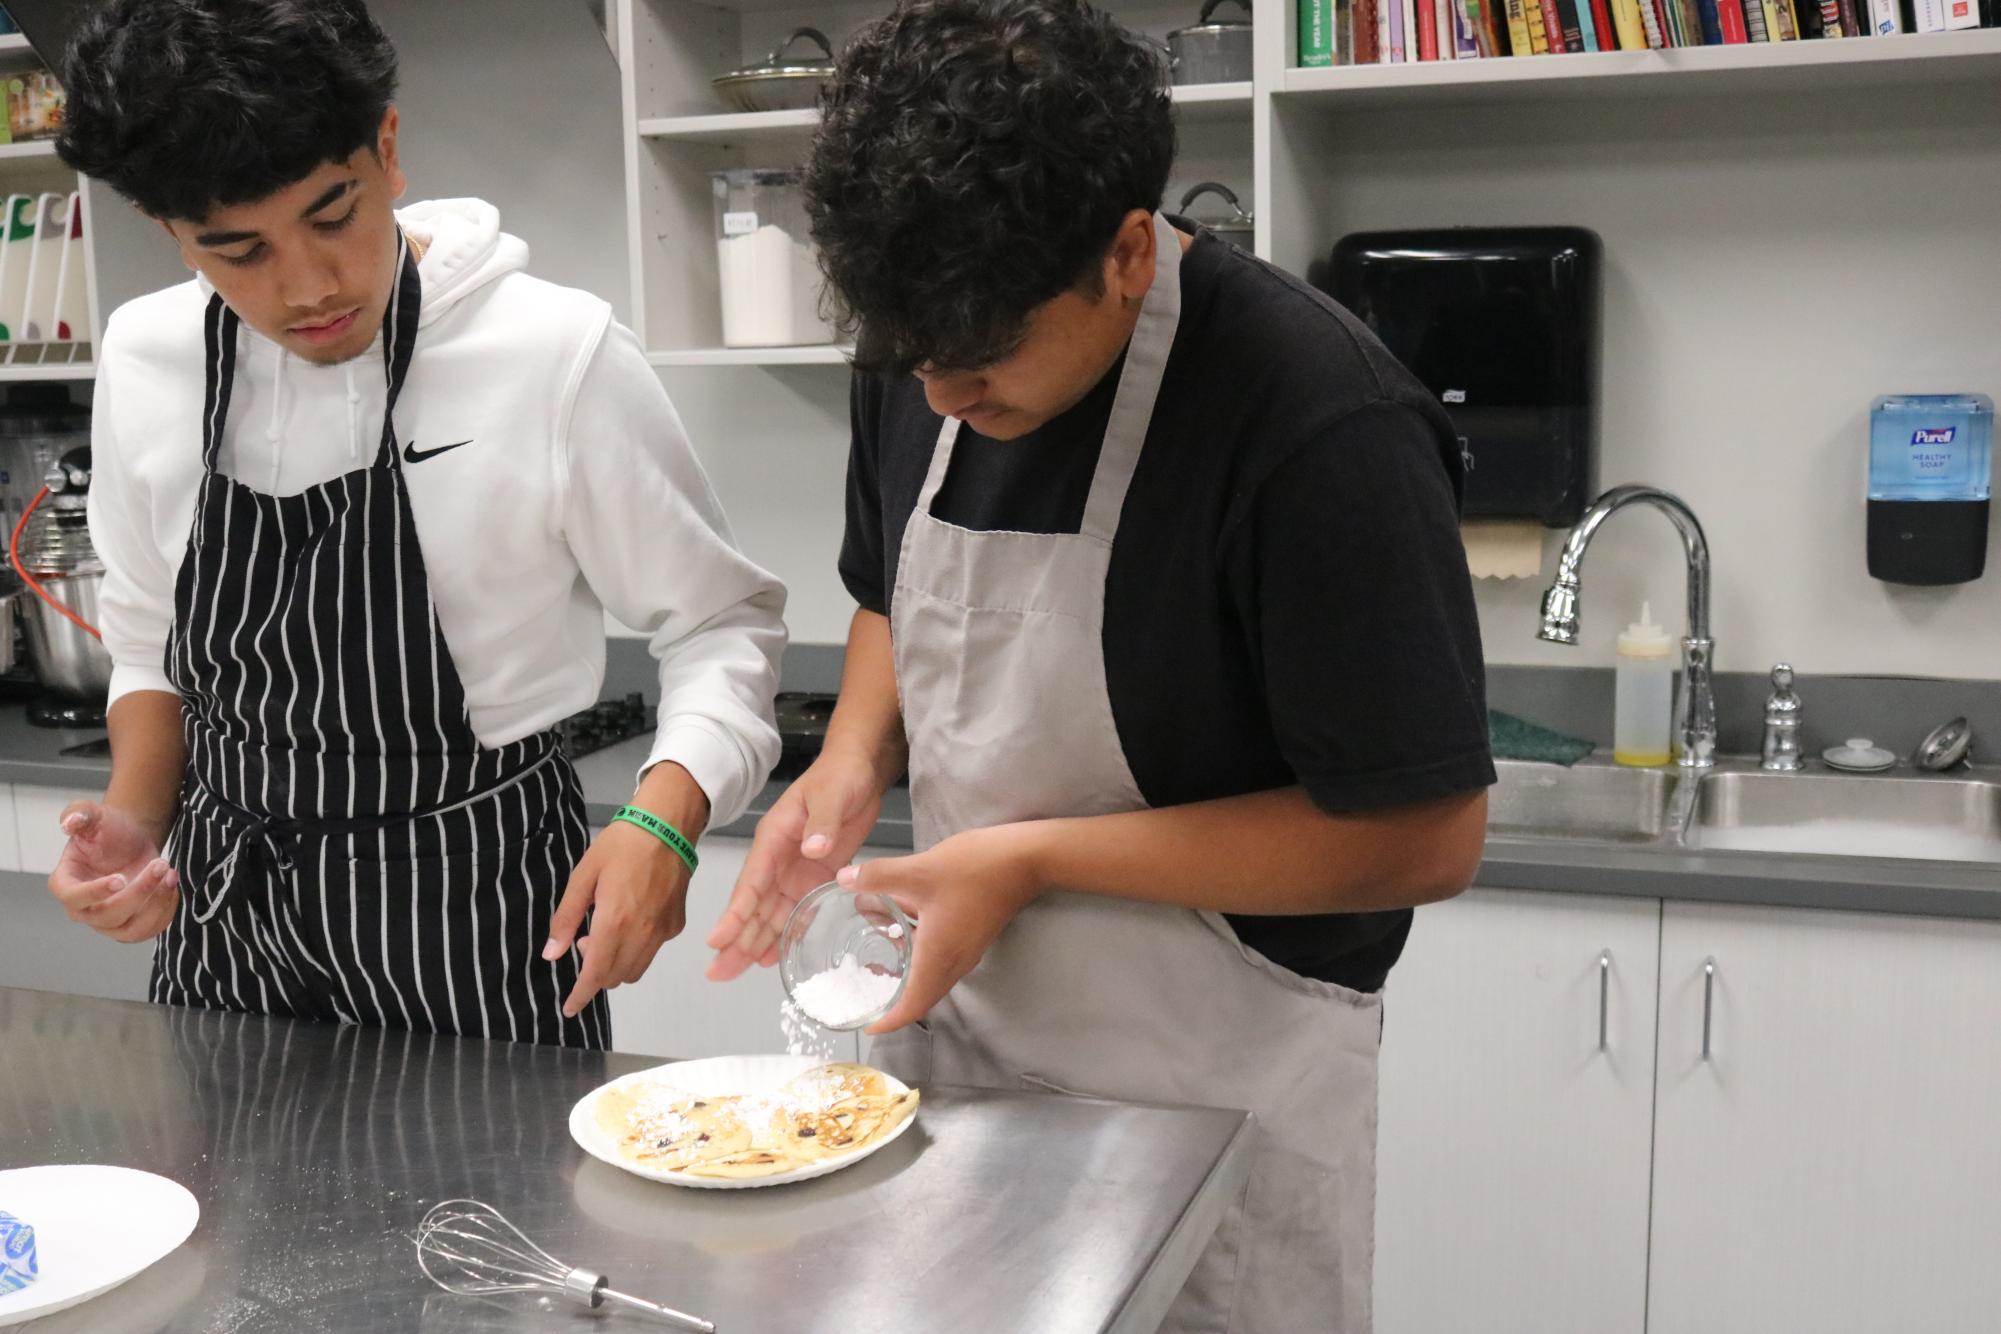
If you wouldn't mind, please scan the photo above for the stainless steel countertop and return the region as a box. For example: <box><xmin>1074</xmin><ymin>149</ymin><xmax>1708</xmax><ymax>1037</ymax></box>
<box><xmin>0</xmin><ymin>987</ymin><xmax>1253</xmax><ymax>1334</ymax></box>
<box><xmin>5</xmin><ymin>706</ymin><xmax>1998</xmax><ymax>921</ymax></box>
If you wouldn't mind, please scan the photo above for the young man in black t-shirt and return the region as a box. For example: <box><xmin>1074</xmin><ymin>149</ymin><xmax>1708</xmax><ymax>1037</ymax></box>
<box><xmin>707</xmin><ymin>1</ymin><xmax>1493</xmax><ymax>1327</ymax></box>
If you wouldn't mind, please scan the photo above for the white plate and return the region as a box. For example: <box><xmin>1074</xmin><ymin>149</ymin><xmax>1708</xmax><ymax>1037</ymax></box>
<box><xmin>0</xmin><ymin>1165</ymin><xmax>200</xmax><ymax>1328</ymax></box>
<box><xmin>568</xmin><ymin>1054</ymin><xmax>916</xmax><ymax>1191</ymax></box>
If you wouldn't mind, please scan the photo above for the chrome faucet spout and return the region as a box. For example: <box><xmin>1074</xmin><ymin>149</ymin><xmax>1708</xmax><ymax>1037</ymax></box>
<box><xmin>1536</xmin><ymin>485</ymin><xmax>1716</xmax><ymax>768</ymax></box>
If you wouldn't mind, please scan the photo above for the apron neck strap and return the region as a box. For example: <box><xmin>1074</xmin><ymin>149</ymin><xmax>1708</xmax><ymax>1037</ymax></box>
<box><xmin>915</xmin><ymin>213</ymin><xmax>1185</xmax><ymax>543</ymax></box>
<box><xmin>379</xmin><ymin>230</ymin><xmax>422</xmax><ymax>427</ymax></box>
<box><xmin>1080</xmin><ymin>211</ymin><xmax>1181</xmax><ymax>543</ymax></box>
<box><xmin>199</xmin><ymin>291</ymin><xmax>240</xmax><ymax>474</ymax></box>
<box><xmin>198</xmin><ymin>230</ymin><xmax>425</xmax><ymax>476</ymax></box>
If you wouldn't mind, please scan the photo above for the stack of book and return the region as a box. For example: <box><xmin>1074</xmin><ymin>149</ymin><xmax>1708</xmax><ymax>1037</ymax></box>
<box><xmin>1298</xmin><ymin>0</ymin><xmax>1996</xmax><ymax>62</ymax></box>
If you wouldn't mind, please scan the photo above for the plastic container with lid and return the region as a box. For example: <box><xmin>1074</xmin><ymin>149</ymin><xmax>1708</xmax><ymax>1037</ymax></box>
<box><xmin>711</xmin><ymin>169</ymin><xmax>834</xmax><ymax>349</ymax></box>
<box><xmin>1613</xmin><ymin>601</ymin><xmax>1673</xmax><ymax>767</ymax></box>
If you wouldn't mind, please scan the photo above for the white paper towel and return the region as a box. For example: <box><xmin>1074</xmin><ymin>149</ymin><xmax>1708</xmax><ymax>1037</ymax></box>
<box><xmin>1462</xmin><ymin>519</ymin><xmax>1545</xmax><ymax>580</ymax></box>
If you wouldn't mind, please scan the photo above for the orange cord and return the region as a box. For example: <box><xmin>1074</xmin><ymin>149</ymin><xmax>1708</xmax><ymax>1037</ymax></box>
<box><xmin>9</xmin><ymin>485</ymin><xmax>102</xmax><ymax>641</ymax></box>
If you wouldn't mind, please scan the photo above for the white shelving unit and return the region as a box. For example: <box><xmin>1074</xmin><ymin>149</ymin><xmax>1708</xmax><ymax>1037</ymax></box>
<box><xmin>618</xmin><ymin>0</ymin><xmax>2001</xmax><ymax>369</ymax></box>
<box><xmin>1276</xmin><ymin>24</ymin><xmax>2001</xmax><ymax>102</ymax></box>
<box><xmin>617</xmin><ymin>0</ymin><xmax>1253</xmax><ymax>367</ymax></box>
<box><xmin>0</xmin><ymin>31</ymin><xmax>102</xmax><ymax>382</ymax></box>
<box><xmin>620</xmin><ymin>2</ymin><xmax>2001</xmax><ymax>660</ymax></box>
<box><xmin>648</xmin><ymin>343</ymin><xmax>849</xmax><ymax>366</ymax></box>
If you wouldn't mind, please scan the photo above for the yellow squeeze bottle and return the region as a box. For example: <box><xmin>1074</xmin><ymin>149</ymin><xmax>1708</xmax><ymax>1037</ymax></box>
<box><xmin>1613</xmin><ymin>601</ymin><xmax>1673</xmax><ymax>767</ymax></box>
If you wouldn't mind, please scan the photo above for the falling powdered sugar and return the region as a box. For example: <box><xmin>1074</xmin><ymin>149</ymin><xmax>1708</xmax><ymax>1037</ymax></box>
<box><xmin>791</xmin><ymin>953</ymin><xmax>901</xmax><ymax>1030</ymax></box>
<box><xmin>780</xmin><ymin>997</ymin><xmax>837</xmax><ymax>1060</ymax></box>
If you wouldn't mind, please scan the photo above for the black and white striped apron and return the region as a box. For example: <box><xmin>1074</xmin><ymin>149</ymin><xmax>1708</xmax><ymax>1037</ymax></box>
<box><xmin>151</xmin><ymin>237</ymin><xmax>610</xmax><ymax>1049</ymax></box>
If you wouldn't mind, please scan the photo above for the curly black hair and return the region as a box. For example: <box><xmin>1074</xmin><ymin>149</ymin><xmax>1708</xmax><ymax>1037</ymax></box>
<box><xmin>806</xmin><ymin>0</ymin><xmax>1175</xmax><ymax>375</ymax></box>
<box><xmin>56</xmin><ymin>0</ymin><xmax>399</xmax><ymax>221</ymax></box>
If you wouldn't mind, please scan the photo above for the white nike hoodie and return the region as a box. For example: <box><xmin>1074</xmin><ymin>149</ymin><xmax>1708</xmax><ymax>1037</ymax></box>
<box><xmin>88</xmin><ymin>198</ymin><xmax>785</xmax><ymax>823</ymax></box>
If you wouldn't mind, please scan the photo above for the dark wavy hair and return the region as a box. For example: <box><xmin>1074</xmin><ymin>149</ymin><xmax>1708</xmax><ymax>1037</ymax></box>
<box><xmin>807</xmin><ymin>0</ymin><xmax>1175</xmax><ymax>375</ymax></box>
<box><xmin>56</xmin><ymin>0</ymin><xmax>399</xmax><ymax>221</ymax></box>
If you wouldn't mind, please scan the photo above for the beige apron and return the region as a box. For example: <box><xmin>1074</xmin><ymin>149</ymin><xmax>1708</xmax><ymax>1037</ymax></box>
<box><xmin>875</xmin><ymin>214</ymin><xmax>1382</xmax><ymax>1333</ymax></box>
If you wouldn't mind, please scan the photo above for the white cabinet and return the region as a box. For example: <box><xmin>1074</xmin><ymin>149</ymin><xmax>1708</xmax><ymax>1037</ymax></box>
<box><xmin>1649</xmin><ymin>903</ymin><xmax>2001</xmax><ymax>1334</ymax></box>
<box><xmin>602</xmin><ymin>832</ymin><xmax>871</xmax><ymax>1062</ymax></box>
<box><xmin>13</xmin><ymin>784</ymin><xmax>101</xmax><ymax>875</ymax></box>
<box><xmin>1375</xmin><ymin>888</ymin><xmax>1660</xmax><ymax>1334</ymax></box>
<box><xmin>0</xmin><ymin>781</ymin><xmax>17</xmax><ymax>872</ymax></box>
<box><xmin>604</xmin><ymin>833</ymin><xmax>778</xmax><ymax>1058</ymax></box>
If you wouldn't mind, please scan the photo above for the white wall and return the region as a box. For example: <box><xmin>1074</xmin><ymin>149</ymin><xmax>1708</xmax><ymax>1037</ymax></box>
<box><xmin>1269</xmin><ymin>74</ymin><xmax>2001</xmax><ymax>680</ymax></box>
<box><xmin>658</xmin><ymin>365</ymin><xmax>858</xmax><ymax>643</ymax></box>
<box><xmin>90</xmin><ymin>7</ymin><xmax>2001</xmax><ymax>671</ymax></box>
<box><xmin>664</xmin><ymin>66</ymin><xmax>2001</xmax><ymax>668</ymax></box>
<box><xmin>90</xmin><ymin>0</ymin><xmax>631</xmax><ymax>325</ymax></box>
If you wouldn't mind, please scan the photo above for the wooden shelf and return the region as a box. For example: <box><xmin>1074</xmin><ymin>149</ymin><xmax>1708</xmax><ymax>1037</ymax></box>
<box><xmin>648</xmin><ymin>345</ymin><xmax>850</xmax><ymax>368</ymax></box>
<box><xmin>1279</xmin><ymin>28</ymin><xmax>2001</xmax><ymax>104</ymax></box>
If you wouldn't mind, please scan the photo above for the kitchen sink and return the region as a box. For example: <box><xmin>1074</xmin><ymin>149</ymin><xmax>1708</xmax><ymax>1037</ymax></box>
<box><xmin>1487</xmin><ymin>757</ymin><xmax>1677</xmax><ymax>844</ymax></box>
<box><xmin>1687</xmin><ymin>768</ymin><xmax>2001</xmax><ymax>864</ymax></box>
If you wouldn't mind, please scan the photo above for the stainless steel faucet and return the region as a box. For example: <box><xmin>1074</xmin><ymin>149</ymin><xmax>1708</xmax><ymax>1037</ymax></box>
<box><xmin>1538</xmin><ymin>485</ymin><xmax>1716</xmax><ymax>768</ymax></box>
<box><xmin>1761</xmin><ymin>663</ymin><xmax>1803</xmax><ymax>771</ymax></box>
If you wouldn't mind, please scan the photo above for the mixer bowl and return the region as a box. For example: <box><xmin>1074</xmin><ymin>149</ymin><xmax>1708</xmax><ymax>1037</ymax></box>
<box><xmin>21</xmin><ymin>572</ymin><xmax>113</xmax><ymax>700</ymax></box>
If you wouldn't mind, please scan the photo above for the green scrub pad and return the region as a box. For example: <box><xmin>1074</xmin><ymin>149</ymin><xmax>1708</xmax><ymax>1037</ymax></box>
<box><xmin>1488</xmin><ymin>709</ymin><xmax>1595</xmax><ymax>766</ymax></box>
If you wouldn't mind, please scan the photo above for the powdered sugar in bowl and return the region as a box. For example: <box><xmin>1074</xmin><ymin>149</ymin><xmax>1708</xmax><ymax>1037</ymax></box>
<box><xmin>778</xmin><ymin>882</ymin><xmax>913</xmax><ymax>1031</ymax></box>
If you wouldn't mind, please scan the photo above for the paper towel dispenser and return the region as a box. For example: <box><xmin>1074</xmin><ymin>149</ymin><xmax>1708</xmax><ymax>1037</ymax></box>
<box><xmin>1322</xmin><ymin>226</ymin><xmax>1601</xmax><ymax>527</ymax></box>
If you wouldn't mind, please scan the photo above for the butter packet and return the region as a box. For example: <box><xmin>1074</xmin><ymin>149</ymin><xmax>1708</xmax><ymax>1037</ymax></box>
<box><xmin>0</xmin><ymin>1210</ymin><xmax>37</xmax><ymax>1294</ymax></box>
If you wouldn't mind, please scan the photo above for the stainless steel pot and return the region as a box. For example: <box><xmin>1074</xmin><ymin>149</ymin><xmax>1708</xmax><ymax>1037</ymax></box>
<box><xmin>20</xmin><ymin>572</ymin><xmax>111</xmax><ymax>700</ymax></box>
<box><xmin>1177</xmin><ymin>181</ymin><xmax>1255</xmax><ymax>249</ymax></box>
<box><xmin>16</xmin><ymin>448</ymin><xmax>112</xmax><ymax>702</ymax></box>
<box><xmin>1167</xmin><ymin>0</ymin><xmax>1253</xmax><ymax>85</ymax></box>
<box><xmin>713</xmin><ymin>27</ymin><xmax>836</xmax><ymax>114</ymax></box>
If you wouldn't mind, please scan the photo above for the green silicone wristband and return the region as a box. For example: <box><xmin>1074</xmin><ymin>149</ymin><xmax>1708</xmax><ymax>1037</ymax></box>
<box><xmin>613</xmin><ymin>805</ymin><xmax>700</xmax><ymax>875</ymax></box>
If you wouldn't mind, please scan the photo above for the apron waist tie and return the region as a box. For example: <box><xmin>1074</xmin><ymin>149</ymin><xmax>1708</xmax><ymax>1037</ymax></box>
<box><xmin>184</xmin><ymin>739</ymin><xmax>563</xmax><ymax>924</ymax></box>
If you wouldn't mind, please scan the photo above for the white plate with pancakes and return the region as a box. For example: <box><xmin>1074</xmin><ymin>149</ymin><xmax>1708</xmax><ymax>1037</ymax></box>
<box><xmin>569</xmin><ymin>1055</ymin><xmax>920</xmax><ymax>1190</ymax></box>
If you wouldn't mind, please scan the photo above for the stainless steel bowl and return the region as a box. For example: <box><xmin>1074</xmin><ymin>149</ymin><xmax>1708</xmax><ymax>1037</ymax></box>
<box><xmin>713</xmin><ymin>27</ymin><xmax>835</xmax><ymax>114</ymax></box>
<box><xmin>1168</xmin><ymin>0</ymin><xmax>1254</xmax><ymax>85</ymax></box>
<box><xmin>21</xmin><ymin>573</ymin><xmax>112</xmax><ymax>700</ymax></box>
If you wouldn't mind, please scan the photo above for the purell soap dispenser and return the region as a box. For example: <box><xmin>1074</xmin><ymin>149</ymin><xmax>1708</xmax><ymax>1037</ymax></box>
<box><xmin>1868</xmin><ymin>393</ymin><xmax>1994</xmax><ymax>585</ymax></box>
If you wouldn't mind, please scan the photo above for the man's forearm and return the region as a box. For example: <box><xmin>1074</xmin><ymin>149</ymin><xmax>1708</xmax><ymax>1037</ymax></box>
<box><xmin>825</xmin><ymin>608</ymin><xmax>907</xmax><ymax>792</ymax></box>
<box><xmin>1018</xmin><ymin>785</ymin><xmax>1488</xmax><ymax>917</ymax></box>
<box><xmin>105</xmin><ymin>691</ymin><xmax>188</xmax><ymax>845</ymax></box>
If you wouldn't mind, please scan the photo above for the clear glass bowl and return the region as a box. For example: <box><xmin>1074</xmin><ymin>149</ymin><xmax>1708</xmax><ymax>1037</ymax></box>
<box><xmin>777</xmin><ymin>882</ymin><xmax>913</xmax><ymax>1032</ymax></box>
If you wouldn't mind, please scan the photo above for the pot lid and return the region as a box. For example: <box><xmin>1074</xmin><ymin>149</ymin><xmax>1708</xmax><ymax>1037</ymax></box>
<box><xmin>719</xmin><ymin>26</ymin><xmax>835</xmax><ymax>81</ymax></box>
<box><xmin>1171</xmin><ymin>0</ymin><xmax>1253</xmax><ymax>35</ymax></box>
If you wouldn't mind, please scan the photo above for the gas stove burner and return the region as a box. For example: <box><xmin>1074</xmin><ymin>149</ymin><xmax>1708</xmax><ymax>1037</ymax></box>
<box><xmin>772</xmin><ymin>691</ymin><xmax>837</xmax><ymax>780</ymax></box>
<box><xmin>555</xmin><ymin>693</ymin><xmax>654</xmax><ymax>759</ymax></box>
<box><xmin>28</xmin><ymin>695</ymin><xmax>108</xmax><ymax>730</ymax></box>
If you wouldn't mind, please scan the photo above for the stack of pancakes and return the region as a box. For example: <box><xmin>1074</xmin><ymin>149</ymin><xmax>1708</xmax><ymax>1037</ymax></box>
<box><xmin>595</xmin><ymin>1063</ymin><xmax>920</xmax><ymax>1180</ymax></box>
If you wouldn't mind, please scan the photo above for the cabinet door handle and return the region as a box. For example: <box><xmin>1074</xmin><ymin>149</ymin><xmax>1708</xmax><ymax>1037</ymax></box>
<box><xmin>1598</xmin><ymin>949</ymin><xmax>1612</xmax><ymax>1052</ymax></box>
<box><xmin>1701</xmin><ymin>957</ymin><xmax>1717</xmax><ymax>1061</ymax></box>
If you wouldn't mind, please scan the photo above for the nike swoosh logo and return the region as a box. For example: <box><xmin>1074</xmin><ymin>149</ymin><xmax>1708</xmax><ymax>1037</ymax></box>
<box><xmin>403</xmin><ymin>439</ymin><xmax>473</xmax><ymax>464</ymax></box>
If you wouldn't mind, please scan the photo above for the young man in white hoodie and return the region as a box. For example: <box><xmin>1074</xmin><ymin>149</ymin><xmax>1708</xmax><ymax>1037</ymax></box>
<box><xmin>41</xmin><ymin>0</ymin><xmax>785</xmax><ymax>1047</ymax></box>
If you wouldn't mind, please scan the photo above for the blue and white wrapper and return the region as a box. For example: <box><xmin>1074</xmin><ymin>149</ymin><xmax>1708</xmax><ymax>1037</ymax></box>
<box><xmin>0</xmin><ymin>1209</ymin><xmax>37</xmax><ymax>1294</ymax></box>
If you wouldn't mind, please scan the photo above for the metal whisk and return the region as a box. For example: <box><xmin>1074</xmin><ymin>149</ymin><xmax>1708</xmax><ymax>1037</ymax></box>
<box><xmin>416</xmin><ymin>1198</ymin><xmax>715</xmax><ymax>1331</ymax></box>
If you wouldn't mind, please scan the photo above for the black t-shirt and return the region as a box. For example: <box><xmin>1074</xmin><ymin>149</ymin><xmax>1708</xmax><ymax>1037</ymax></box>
<box><xmin>840</xmin><ymin>226</ymin><xmax>1495</xmax><ymax>992</ymax></box>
